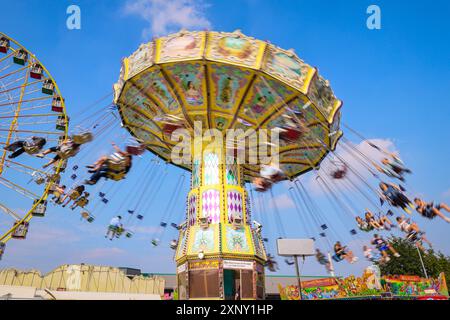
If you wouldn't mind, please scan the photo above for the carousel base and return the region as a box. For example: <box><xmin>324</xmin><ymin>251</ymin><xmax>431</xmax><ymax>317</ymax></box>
<box><xmin>176</xmin><ymin>258</ymin><xmax>265</xmax><ymax>300</ymax></box>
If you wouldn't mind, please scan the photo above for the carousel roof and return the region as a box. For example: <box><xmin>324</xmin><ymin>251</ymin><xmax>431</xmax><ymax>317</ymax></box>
<box><xmin>114</xmin><ymin>30</ymin><xmax>342</xmax><ymax>181</ymax></box>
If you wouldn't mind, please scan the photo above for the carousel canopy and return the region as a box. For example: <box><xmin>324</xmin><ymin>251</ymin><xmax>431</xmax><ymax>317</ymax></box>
<box><xmin>114</xmin><ymin>30</ymin><xmax>342</xmax><ymax>181</ymax></box>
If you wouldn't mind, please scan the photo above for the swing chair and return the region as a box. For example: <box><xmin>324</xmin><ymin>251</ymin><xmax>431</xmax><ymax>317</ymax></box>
<box><xmin>170</xmin><ymin>239</ymin><xmax>178</xmax><ymax>250</ymax></box>
<box><xmin>71</xmin><ymin>128</ymin><xmax>94</xmax><ymax>145</ymax></box>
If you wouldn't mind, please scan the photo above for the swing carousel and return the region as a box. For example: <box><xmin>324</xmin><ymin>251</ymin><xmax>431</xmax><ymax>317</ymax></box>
<box><xmin>0</xmin><ymin>32</ymin><xmax>69</xmax><ymax>252</ymax></box>
<box><xmin>113</xmin><ymin>30</ymin><xmax>342</xmax><ymax>300</ymax></box>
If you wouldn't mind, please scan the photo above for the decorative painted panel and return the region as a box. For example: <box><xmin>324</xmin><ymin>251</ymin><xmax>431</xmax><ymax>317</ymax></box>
<box><xmin>164</xmin><ymin>63</ymin><xmax>205</xmax><ymax>108</ymax></box>
<box><xmin>157</xmin><ymin>31</ymin><xmax>205</xmax><ymax>63</ymax></box>
<box><xmin>187</xmin><ymin>225</ymin><xmax>220</xmax><ymax>255</ymax></box>
<box><xmin>201</xmin><ymin>189</ymin><xmax>220</xmax><ymax>224</ymax></box>
<box><xmin>188</xmin><ymin>193</ymin><xmax>198</xmax><ymax>226</ymax></box>
<box><xmin>307</xmin><ymin>75</ymin><xmax>337</xmax><ymax>119</ymax></box>
<box><xmin>191</xmin><ymin>158</ymin><xmax>200</xmax><ymax>188</ymax></box>
<box><xmin>127</xmin><ymin>42</ymin><xmax>154</xmax><ymax>79</ymax></box>
<box><xmin>223</xmin><ymin>225</ymin><xmax>252</xmax><ymax>254</ymax></box>
<box><xmin>209</xmin><ymin>63</ymin><xmax>252</xmax><ymax>111</ymax></box>
<box><xmin>206</xmin><ymin>31</ymin><xmax>265</xmax><ymax>69</ymax></box>
<box><xmin>225</xmin><ymin>158</ymin><xmax>239</xmax><ymax>186</ymax></box>
<box><xmin>227</xmin><ymin>190</ymin><xmax>243</xmax><ymax>223</ymax></box>
<box><xmin>203</xmin><ymin>152</ymin><xmax>220</xmax><ymax>185</ymax></box>
<box><xmin>133</xmin><ymin>69</ymin><xmax>180</xmax><ymax>112</ymax></box>
<box><xmin>240</xmin><ymin>76</ymin><xmax>295</xmax><ymax>122</ymax></box>
<box><xmin>263</xmin><ymin>45</ymin><xmax>313</xmax><ymax>94</ymax></box>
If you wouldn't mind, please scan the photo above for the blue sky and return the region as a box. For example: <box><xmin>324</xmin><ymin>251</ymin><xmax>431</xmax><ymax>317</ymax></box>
<box><xmin>0</xmin><ymin>0</ymin><xmax>449</xmax><ymax>278</ymax></box>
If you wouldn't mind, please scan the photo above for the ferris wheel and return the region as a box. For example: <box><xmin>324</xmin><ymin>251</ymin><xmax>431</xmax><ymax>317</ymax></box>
<box><xmin>0</xmin><ymin>32</ymin><xmax>69</xmax><ymax>255</ymax></box>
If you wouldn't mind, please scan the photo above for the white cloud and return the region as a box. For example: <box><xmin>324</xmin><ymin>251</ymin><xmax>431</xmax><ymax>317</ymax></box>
<box><xmin>305</xmin><ymin>138</ymin><xmax>400</xmax><ymax>196</ymax></box>
<box><xmin>124</xmin><ymin>0</ymin><xmax>212</xmax><ymax>38</ymax></box>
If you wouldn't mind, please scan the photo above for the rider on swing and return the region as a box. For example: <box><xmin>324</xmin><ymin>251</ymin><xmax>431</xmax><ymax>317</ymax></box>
<box><xmin>105</xmin><ymin>215</ymin><xmax>123</xmax><ymax>240</ymax></box>
<box><xmin>379</xmin><ymin>182</ymin><xmax>414</xmax><ymax>214</ymax></box>
<box><xmin>85</xmin><ymin>142</ymin><xmax>133</xmax><ymax>185</ymax></box>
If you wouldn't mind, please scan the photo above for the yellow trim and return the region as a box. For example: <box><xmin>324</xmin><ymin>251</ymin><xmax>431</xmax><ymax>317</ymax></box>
<box><xmin>327</xmin><ymin>99</ymin><xmax>343</xmax><ymax>124</ymax></box>
<box><xmin>123</xmin><ymin>57</ymin><xmax>130</xmax><ymax>81</ymax></box>
<box><xmin>302</xmin><ymin>67</ymin><xmax>317</xmax><ymax>94</ymax></box>
<box><xmin>154</xmin><ymin>38</ymin><xmax>162</xmax><ymax>63</ymax></box>
<box><xmin>255</xmin><ymin>42</ymin><xmax>267</xmax><ymax>69</ymax></box>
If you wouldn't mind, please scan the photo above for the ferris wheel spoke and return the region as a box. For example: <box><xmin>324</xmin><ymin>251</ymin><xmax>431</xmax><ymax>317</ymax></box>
<box><xmin>0</xmin><ymin>112</ymin><xmax>59</xmax><ymax>120</ymax></box>
<box><xmin>0</xmin><ymin>64</ymin><xmax>31</xmax><ymax>81</ymax></box>
<box><xmin>0</xmin><ymin>77</ymin><xmax>45</xmax><ymax>95</ymax></box>
<box><xmin>0</xmin><ymin>51</ymin><xmax>14</xmax><ymax>64</ymax></box>
<box><xmin>0</xmin><ymin>176</ymin><xmax>39</xmax><ymax>200</ymax></box>
<box><xmin>0</xmin><ymin>95</ymin><xmax>50</xmax><ymax>108</ymax></box>
<box><xmin>0</xmin><ymin>202</ymin><xmax>22</xmax><ymax>222</ymax></box>
<box><xmin>0</xmin><ymin>128</ymin><xmax>64</xmax><ymax>135</ymax></box>
<box><xmin>0</xmin><ymin>88</ymin><xmax>42</xmax><ymax>104</ymax></box>
<box><xmin>4</xmin><ymin>159</ymin><xmax>49</xmax><ymax>176</ymax></box>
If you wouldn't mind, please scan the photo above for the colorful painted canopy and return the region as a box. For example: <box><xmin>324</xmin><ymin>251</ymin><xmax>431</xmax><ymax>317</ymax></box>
<box><xmin>114</xmin><ymin>30</ymin><xmax>342</xmax><ymax>181</ymax></box>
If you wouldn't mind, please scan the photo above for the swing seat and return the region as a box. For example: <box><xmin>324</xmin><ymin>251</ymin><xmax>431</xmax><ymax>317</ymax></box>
<box><xmin>11</xmin><ymin>222</ymin><xmax>29</xmax><ymax>239</ymax></box>
<box><xmin>72</xmin><ymin>132</ymin><xmax>93</xmax><ymax>145</ymax></box>
<box><xmin>162</xmin><ymin>123</ymin><xmax>184</xmax><ymax>136</ymax></box>
<box><xmin>115</xmin><ymin>227</ymin><xmax>124</xmax><ymax>237</ymax></box>
<box><xmin>23</xmin><ymin>144</ymin><xmax>41</xmax><ymax>155</ymax></box>
<box><xmin>76</xmin><ymin>198</ymin><xmax>89</xmax><ymax>208</ymax></box>
<box><xmin>284</xmin><ymin>258</ymin><xmax>295</xmax><ymax>266</ymax></box>
<box><xmin>69</xmin><ymin>191</ymin><xmax>81</xmax><ymax>200</ymax></box>
<box><xmin>332</xmin><ymin>254</ymin><xmax>344</xmax><ymax>262</ymax></box>
<box><xmin>106</xmin><ymin>153</ymin><xmax>128</xmax><ymax>172</ymax></box>
<box><xmin>280</xmin><ymin>127</ymin><xmax>302</xmax><ymax>142</ymax></box>
<box><xmin>125</xmin><ymin>231</ymin><xmax>133</xmax><ymax>238</ymax></box>
<box><xmin>57</xmin><ymin>143</ymin><xmax>79</xmax><ymax>159</ymax></box>
<box><xmin>170</xmin><ymin>240</ymin><xmax>178</xmax><ymax>250</ymax></box>
<box><xmin>126</xmin><ymin>145</ymin><xmax>145</xmax><ymax>156</ymax></box>
<box><xmin>106</xmin><ymin>170</ymin><xmax>126</xmax><ymax>181</ymax></box>
<box><xmin>151</xmin><ymin>239</ymin><xmax>160</xmax><ymax>247</ymax></box>
<box><xmin>160</xmin><ymin>222</ymin><xmax>167</xmax><ymax>227</ymax></box>
<box><xmin>136</xmin><ymin>214</ymin><xmax>143</xmax><ymax>220</ymax></box>
<box><xmin>71</xmin><ymin>174</ymin><xmax>77</xmax><ymax>180</ymax></box>
<box><xmin>33</xmin><ymin>175</ymin><xmax>45</xmax><ymax>185</ymax></box>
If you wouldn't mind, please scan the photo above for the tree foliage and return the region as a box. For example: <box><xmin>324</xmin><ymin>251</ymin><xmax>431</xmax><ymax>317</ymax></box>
<box><xmin>376</xmin><ymin>236</ymin><xmax>450</xmax><ymax>288</ymax></box>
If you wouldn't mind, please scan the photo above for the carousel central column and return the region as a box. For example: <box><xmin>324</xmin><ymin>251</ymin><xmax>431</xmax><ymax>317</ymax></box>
<box><xmin>174</xmin><ymin>136</ymin><xmax>267</xmax><ymax>300</ymax></box>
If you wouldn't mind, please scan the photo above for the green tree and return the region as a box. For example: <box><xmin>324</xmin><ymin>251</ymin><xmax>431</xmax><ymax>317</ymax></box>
<box><xmin>376</xmin><ymin>236</ymin><xmax>450</xmax><ymax>288</ymax></box>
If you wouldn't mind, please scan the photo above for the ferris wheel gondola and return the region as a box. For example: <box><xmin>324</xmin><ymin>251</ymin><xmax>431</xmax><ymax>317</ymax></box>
<box><xmin>0</xmin><ymin>32</ymin><xmax>69</xmax><ymax>256</ymax></box>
